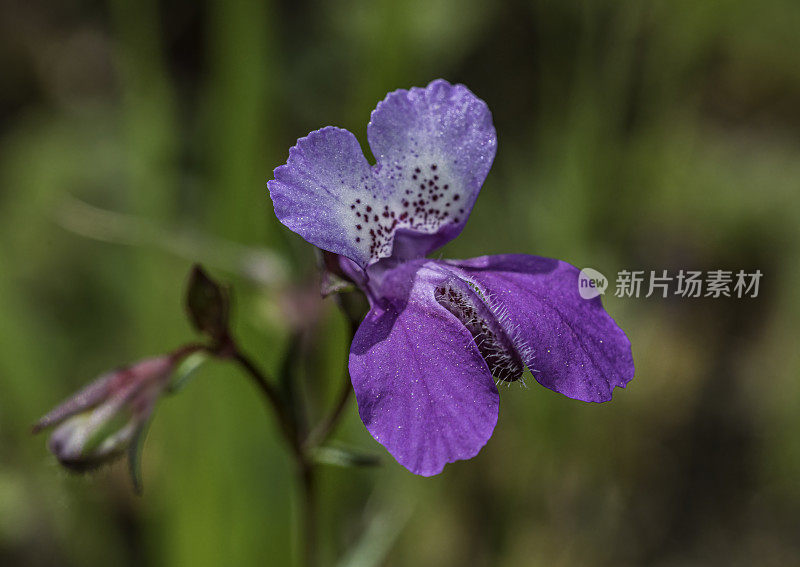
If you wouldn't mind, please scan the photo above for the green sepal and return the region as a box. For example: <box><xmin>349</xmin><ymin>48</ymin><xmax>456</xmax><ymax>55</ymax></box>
<box><xmin>127</xmin><ymin>419</ymin><xmax>151</xmax><ymax>495</ymax></box>
<box><xmin>168</xmin><ymin>351</ymin><xmax>208</xmax><ymax>394</ymax></box>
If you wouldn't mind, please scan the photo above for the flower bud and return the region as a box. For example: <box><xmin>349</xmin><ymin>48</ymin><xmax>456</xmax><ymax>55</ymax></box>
<box><xmin>185</xmin><ymin>264</ymin><xmax>230</xmax><ymax>342</ymax></box>
<box><xmin>34</xmin><ymin>354</ymin><xmax>181</xmax><ymax>472</ymax></box>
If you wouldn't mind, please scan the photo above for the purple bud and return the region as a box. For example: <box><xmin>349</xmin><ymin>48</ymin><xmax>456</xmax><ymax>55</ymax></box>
<box><xmin>34</xmin><ymin>354</ymin><xmax>181</xmax><ymax>472</ymax></box>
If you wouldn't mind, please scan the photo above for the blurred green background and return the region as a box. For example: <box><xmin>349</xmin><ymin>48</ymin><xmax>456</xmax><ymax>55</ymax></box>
<box><xmin>2</xmin><ymin>0</ymin><xmax>799</xmax><ymax>565</ymax></box>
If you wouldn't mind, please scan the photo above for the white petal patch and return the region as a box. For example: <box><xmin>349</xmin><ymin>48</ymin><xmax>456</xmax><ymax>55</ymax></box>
<box><xmin>345</xmin><ymin>159</ymin><xmax>468</xmax><ymax>262</ymax></box>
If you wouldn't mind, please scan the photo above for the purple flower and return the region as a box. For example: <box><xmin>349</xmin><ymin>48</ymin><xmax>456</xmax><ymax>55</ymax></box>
<box><xmin>268</xmin><ymin>79</ymin><xmax>634</xmax><ymax>476</ymax></box>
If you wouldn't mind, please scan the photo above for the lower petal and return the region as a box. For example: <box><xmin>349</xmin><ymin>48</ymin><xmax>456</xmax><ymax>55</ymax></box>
<box><xmin>446</xmin><ymin>255</ymin><xmax>634</xmax><ymax>402</ymax></box>
<box><xmin>349</xmin><ymin>262</ymin><xmax>499</xmax><ymax>476</ymax></box>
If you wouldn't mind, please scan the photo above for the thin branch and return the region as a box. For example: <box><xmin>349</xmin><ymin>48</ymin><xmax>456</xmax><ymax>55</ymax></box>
<box><xmin>306</xmin><ymin>367</ymin><xmax>353</xmax><ymax>449</ymax></box>
<box><xmin>229</xmin><ymin>346</ymin><xmax>303</xmax><ymax>461</ymax></box>
<box><xmin>299</xmin><ymin>462</ymin><xmax>318</xmax><ymax>567</ymax></box>
<box><xmin>305</xmin><ymin>318</ymin><xmax>359</xmax><ymax>449</ymax></box>
<box><xmin>226</xmin><ymin>343</ymin><xmax>319</xmax><ymax>567</ymax></box>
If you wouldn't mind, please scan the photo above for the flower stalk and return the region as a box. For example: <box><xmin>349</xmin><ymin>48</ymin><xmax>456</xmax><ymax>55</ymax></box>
<box><xmin>34</xmin><ymin>264</ymin><xmax>366</xmax><ymax>567</ymax></box>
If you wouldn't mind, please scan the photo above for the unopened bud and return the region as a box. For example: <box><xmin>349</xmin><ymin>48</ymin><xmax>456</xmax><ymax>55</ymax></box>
<box><xmin>34</xmin><ymin>354</ymin><xmax>182</xmax><ymax>473</ymax></box>
<box><xmin>185</xmin><ymin>264</ymin><xmax>230</xmax><ymax>342</ymax></box>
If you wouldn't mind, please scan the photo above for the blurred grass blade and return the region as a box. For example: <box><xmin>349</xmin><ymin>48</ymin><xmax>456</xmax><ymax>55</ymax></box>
<box><xmin>336</xmin><ymin>497</ymin><xmax>413</xmax><ymax>567</ymax></box>
<box><xmin>310</xmin><ymin>445</ymin><xmax>380</xmax><ymax>469</ymax></box>
<box><xmin>55</xmin><ymin>195</ymin><xmax>288</xmax><ymax>286</ymax></box>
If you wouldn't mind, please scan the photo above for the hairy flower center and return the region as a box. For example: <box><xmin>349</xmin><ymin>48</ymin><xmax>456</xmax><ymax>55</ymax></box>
<box><xmin>434</xmin><ymin>280</ymin><xmax>524</xmax><ymax>382</ymax></box>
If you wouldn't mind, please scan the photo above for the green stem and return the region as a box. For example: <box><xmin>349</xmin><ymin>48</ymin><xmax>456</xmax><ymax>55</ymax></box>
<box><xmin>225</xmin><ymin>341</ymin><xmax>317</xmax><ymax>567</ymax></box>
<box><xmin>229</xmin><ymin>347</ymin><xmax>303</xmax><ymax>462</ymax></box>
<box><xmin>306</xmin><ymin>367</ymin><xmax>353</xmax><ymax>449</ymax></box>
<box><xmin>223</xmin><ymin>302</ymin><xmax>362</xmax><ymax>567</ymax></box>
<box><xmin>300</xmin><ymin>461</ymin><xmax>318</xmax><ymax>567</ymax></box>
<box><xmin>305</xmin><ymin>318</ymin><xmax>359</xmax><ymax>449</ymax></box>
